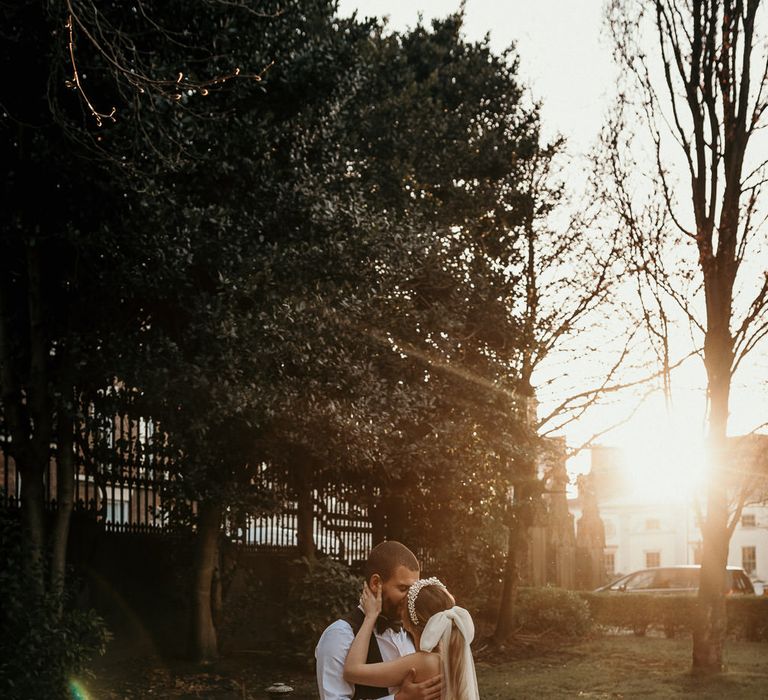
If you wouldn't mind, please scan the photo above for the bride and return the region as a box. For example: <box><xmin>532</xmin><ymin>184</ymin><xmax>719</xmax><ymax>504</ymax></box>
<box><xmin>344</xmin><ymin>577</ymin><xmax>480</xmax><ymax>700</ymax></box>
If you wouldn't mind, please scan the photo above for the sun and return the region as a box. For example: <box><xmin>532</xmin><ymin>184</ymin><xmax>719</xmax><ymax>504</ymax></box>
<box><xmin>612</xmin><ymin>398</ymin><xmax>710</xmax><ymax>504</ymax></box>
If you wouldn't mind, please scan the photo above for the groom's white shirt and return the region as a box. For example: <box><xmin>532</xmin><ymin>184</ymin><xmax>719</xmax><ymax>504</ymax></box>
<box><xmin>315</xmin><ymin>610</ymin><xmax>415</xmax><ymax>700</ymax></box>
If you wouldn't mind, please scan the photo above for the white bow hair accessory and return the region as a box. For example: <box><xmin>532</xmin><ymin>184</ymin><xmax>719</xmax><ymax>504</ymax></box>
<box><xmin>419</xmin><ymin>606</ymin><xmax>475</xmax><ymax>652</ymax></box>
<box><xmin>419</xmin><ymin>606</ymin><xmax>480</xmax><ymax>700</ymax></box>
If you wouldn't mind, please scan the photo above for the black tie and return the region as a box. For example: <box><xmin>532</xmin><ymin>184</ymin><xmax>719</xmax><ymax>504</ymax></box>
<box><xmin>376</xmin><ymin>615</ymin><xmax>403</xmax><ymax>634</ymax></box>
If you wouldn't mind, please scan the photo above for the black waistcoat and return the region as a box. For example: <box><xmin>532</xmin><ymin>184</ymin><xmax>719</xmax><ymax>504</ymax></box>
<box><xmin>341</xmin><ymin>608</ymin><xmax>390</xmax><ymax>700</ymax></box>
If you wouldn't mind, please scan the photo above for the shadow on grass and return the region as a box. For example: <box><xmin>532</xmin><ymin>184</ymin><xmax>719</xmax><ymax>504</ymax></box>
<box><xmin>83</xmin><ymin>633</ymin><xmax>768</xmax><ymax>699</ymax></box>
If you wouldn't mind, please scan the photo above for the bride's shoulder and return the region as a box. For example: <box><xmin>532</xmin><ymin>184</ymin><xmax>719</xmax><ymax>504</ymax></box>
<box><xmin>412</xmin><ymin>650</ymin><xmax>441</xmax><ymax>678</ymax></box>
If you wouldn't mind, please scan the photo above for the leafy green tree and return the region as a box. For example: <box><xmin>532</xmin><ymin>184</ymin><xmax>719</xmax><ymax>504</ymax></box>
<box><xmin>337</xmin><ymin>17</ymin><xmax>625</xmax><ymax>643</ymax></box>
<box><xmin>108</xmin><ymin>0</ymin><xmax>387</xmax><ymax>660</ymax></box>
<box><xmin>277</xmin><ymin>13</ymin><xmax>541</xmax><ymax>581</ymax></box>
<box><xmin>139</xmin><ymin>12</ymin><xmax>549</xmax><ymax>658</ymax></box>
<box><xmin>0</xmin><ymin>0</ymin><xmax>282</xmax><ymax>666</ymax></box>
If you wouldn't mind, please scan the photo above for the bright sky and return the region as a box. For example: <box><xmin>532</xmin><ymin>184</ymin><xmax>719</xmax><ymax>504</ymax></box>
<box><xmin>338</xmin><ymin>0</ymin><xmax>615</xmax><ymax>154</ymax></box>
<box><xmin>339</xmin><ymin>1</ymin><xmax>768</xmax><ymax>487</ymax></box>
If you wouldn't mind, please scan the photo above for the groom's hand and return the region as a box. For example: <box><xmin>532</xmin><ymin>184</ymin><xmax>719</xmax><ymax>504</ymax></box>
<box><xmin>394</xmin><ymin>668</ymin><xmax>441</xmax><ymax>700</ymax></box>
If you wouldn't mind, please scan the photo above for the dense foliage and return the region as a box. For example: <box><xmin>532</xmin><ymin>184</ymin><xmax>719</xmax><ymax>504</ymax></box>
<box><xmin>283</xmin><ymin>557</ymin><xmax>362</xmax><ymax>661</ymax></box>
<box><xmin>0</xmin><ymin>511</ymin><xmax>110</xmax><ymax>698</ymax></box>
<box><xmin>2</xmin><ymin>0</ymin><xmax>573</xmax><ymax>662</ymax></box>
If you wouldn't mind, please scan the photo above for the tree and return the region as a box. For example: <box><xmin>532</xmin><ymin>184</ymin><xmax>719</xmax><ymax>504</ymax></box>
<box><xmin>226</xmin><ymin>10</ymin><xmax>547</xmax><ymax>584</ymax></box>
<box><xmin>0</xmin><ymin>0</ymin><xmax>157</xmax><ymax>596</ymax></box>
<box><xmin>0</xmin><ymin>0</ymin><xmax>281</xmax><ymax>667</ymax></box>
<box><xmin>333</xmin><ymin>15</ymin><xmax>627</xmax><ymax>640</ymax></box>
<box><xmin>115</xmin><ymin>0</ymin><xmax>383</xmax><ymax>660</ymax></box>
<box><xmin>326</xmin><ymin>14</ymin><xmax>541</xmax><ymax>607</ymax></box>
<box><xmin>490</xmin><ymin>143</ymin><xmax>623</xmax><ymax>641</ymax></box>
<box><xmin>605</xmin><ymin>0</ymin><xmax>768</xmax><ymax>672</ymax></box>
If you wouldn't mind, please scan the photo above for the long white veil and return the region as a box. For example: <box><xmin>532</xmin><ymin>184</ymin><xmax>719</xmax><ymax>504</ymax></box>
<box><xmin>419</xmin><ymin>606</ymin><xmax>480</xmax><ymax>700</ymax></box>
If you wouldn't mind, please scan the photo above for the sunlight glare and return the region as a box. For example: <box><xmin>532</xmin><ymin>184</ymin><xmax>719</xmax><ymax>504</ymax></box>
<box><xmin>616</xmin><ymin>403</ymin><xmax>709</xmax><ymax>504</ymax></box>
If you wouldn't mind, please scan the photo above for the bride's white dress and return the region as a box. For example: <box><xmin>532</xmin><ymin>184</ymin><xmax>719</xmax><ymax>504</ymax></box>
<box><xmin>419</xmin><ymin>607</ymin><xmax>480</xmax><ymax>700</ymax></box>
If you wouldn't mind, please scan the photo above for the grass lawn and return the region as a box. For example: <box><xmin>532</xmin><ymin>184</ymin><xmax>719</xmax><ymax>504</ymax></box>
<box><xmin>82</xmin><ymin>634</ymin><xmax>768</xmax><ymax>699</ymax></box>
<box><xmin>477</xmin><ymin>635</ymin><xmax>768</xmax><ymax>699</ymax></box>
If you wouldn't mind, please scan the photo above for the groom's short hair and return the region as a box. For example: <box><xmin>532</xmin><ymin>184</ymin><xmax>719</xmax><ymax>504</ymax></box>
<box><xmin>364</xmin><ymin>540</ymin><xmax>419</xmax><ymax>582</ymax></box>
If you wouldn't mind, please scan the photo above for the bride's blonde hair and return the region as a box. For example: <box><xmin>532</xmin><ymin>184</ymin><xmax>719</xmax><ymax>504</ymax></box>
<box><xmin>410</xmin><ymin>584</ymin><xmax>468</xmax><ymax>700</ymax></box>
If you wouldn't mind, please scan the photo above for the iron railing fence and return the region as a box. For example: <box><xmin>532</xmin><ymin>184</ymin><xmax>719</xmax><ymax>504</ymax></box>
<box><xmin>0</xmin><ymin>416</ymin><xmax>374</xmax><ymax>565</ymax></box>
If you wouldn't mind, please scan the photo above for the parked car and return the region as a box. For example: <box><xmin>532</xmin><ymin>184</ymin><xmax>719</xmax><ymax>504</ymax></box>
<box><xmin>595</xmin><ymin>565</ymin><xmax>755</xmax><ymax>595</ymax></box>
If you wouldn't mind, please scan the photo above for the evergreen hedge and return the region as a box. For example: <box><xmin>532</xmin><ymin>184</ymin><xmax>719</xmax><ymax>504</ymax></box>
<box><xmin>581</xmin><ymin>592</ymin><xmax>768</xmax><ymax>640</ymax></box>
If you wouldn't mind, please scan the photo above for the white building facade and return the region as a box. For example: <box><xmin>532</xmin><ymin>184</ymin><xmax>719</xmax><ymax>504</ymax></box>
<box><xmin>569</xmin><ymin>446</ymin><xmax>768</xmax><ymax>585</ymax></box>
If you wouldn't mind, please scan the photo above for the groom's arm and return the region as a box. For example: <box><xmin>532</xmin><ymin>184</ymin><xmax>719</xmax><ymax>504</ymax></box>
<box><xmin>316</xmin><ymin>621</ymin><xmax>396</xmax><ymax>700</ymax></box>
<box><xmin>394</xmin><ymin>669</ymin><xmax>442</xmax><ymax>700</ymax></box>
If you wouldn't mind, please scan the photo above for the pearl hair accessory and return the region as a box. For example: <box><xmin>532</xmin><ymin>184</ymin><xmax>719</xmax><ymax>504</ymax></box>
<box><xmin>407</xmin><ymin>577</ymin><xmax>447</xmax><ymax>625</ymax></box>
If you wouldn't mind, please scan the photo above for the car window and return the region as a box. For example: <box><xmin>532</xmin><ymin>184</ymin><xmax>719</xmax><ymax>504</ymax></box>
<box><xmin>624</xmin><ymin>570</ymin><xmax>656</xmax><ymax>590</ymax></box>
<box><xmin>664</xmin><ymin>569</ymin><xmax>698</xmax><ymax>589</ymax></box>
<box><xmin>730</xmin><ymin>571</ymin><xmax>754</xmax><ymax>594</ymax></box>
<box><xmin>605</xmin><ymin>567</ymin><xmax>755</xmax><ymax>594</ymax></box>
<box><xmin>607</xmin><ymin>574</ymin><xmax>632</xmax><ymax>591</ymax></box>
<box><xmin>652</xmin><ymin>570</ymin><xmax>674</xmax><ymax>589</ymax></box>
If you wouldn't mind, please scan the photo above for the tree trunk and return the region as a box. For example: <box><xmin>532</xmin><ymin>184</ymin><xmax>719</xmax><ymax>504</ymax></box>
<box><xmin>191</xmin><ymin>500</ymin><xmax>221</xmax><ymax>663</ymax></box>
<box><xmin>493</xmin><ymin>509</ymin><xmax>524</xmax><ymax>642</ymax></box>
<box><xmin>692</xmin><ymin>486</ymin><xmax>729</xmax><ymax>671</ymax></box>
<box><xmin>19</xmin><ymin>459</ymin><xmax>46</xmax><ymax>594</ymax></box>
<box><xmin>20</xmin><ymin>237</ymin><xmax>53</xmax><ymax>593</ymax></box>
<box><xmin>382</xmin><ymin>478</ymin><xmax>408</xmax><ymax>542</ymax></box>
<box><xmin>692</xmin><ymin>353</ymin><xmax>731</xmax><ymax>672</ymax></box>
<box><xmin>494</xmin><ymin>473</ymin><xmax>535</xmax><ymax>642</ymax></box>
<box><xmin>495</xmin><ymin>383</ymin><xmax>538</xmax><ymax>643</ymax></box>
<box><xmin>2</xmin><ymin>237</ymin><xmax>52</xmax><ymax>594</ymax></box>
<box><xmin>50</xmin><ymin>408</ymin><xmax>75</xmax><ymax>609</ymax></box>
<box><xmin>295</xmin><ymin>456</ymin><xmax>315</xmax><ymax>560</ymax></box>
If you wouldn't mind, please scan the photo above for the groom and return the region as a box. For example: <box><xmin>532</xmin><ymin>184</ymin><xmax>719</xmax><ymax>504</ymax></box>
<box><xmin>315</xmin><ymin>541</ymin><xmax>442</xmax><ymax>700</ymax></box>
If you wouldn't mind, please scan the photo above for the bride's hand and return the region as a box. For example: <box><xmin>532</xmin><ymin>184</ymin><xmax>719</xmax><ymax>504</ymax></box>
<box><xmin>361</xmin><ymin>581</ymin><xmax>382</xmax><ymax>619</ymax></box>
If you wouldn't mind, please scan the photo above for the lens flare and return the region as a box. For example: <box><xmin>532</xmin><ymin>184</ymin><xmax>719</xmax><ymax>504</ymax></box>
<box><xmin>69</xmin><ymin>679</ymin><xmax>91</xmax><ymax>700</ymax></box>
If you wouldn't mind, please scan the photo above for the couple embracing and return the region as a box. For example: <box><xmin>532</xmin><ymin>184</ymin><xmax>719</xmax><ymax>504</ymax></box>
<box><xmin>315</xmin><ymin>541</ymin><xmax>480</xmax><ymax>700</ymax></box>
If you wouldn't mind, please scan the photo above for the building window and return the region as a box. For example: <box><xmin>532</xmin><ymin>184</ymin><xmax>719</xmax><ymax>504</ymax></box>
<box><xmin>691</xmin><ymin>543</ymin><xmax>702</xmax><ymax>565</ymax></box>
<box><xmin>741</xmin><ymin>514</ymin><xmax>756</xmax><ymax>528</ymax></box>
<box><xmin>106</xmin><ymin>498</ymin><xmax>130</xmax><ymax>525</ymax></box>
<box><xmin>645</xmin><ymin>518</ymin><xmax>660</xmax><ymax>530</ymax></box>
<box><xmin>138</xmin><ymin>417</ymin><xmax>155</xmax><ymax>467</ymax></box>
<box><xmin>742</xmin><ymin>546</ymin><xmax>757</xmax><ymax>575</ymax></box>
<box><xmin>605</xmin><ymin>552</ymin><xmax>615</xmax><ymax>575</ymax></box>
<box><xmin>645</xmin><ymin>551</ymin><xmax>661</xmax><ymax>568</ymax></box>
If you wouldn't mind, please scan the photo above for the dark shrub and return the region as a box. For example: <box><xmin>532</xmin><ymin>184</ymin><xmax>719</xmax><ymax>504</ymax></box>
<box><xmin>283</xmin><ymin>556</ymin><xmax>361</xmax><ymax>662</ymax></box>
<box><xmin>726</xmin><ymin>596</ymin><xmax>768</xmax><ymax>641</ymax></box>
<box><xmin>0</xmin><ymin>509</ymin><xmax>110</xmax><ymax>699</ymax></box>
<box><xmin>426</xmin><ymin>525</ymin><xmax>506</xmax><ymax>624</ymax></box>
<box><xmin>513</xmin><ymin>586</ymin><xmax>593</xmax><ymax>637</ymax></box>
